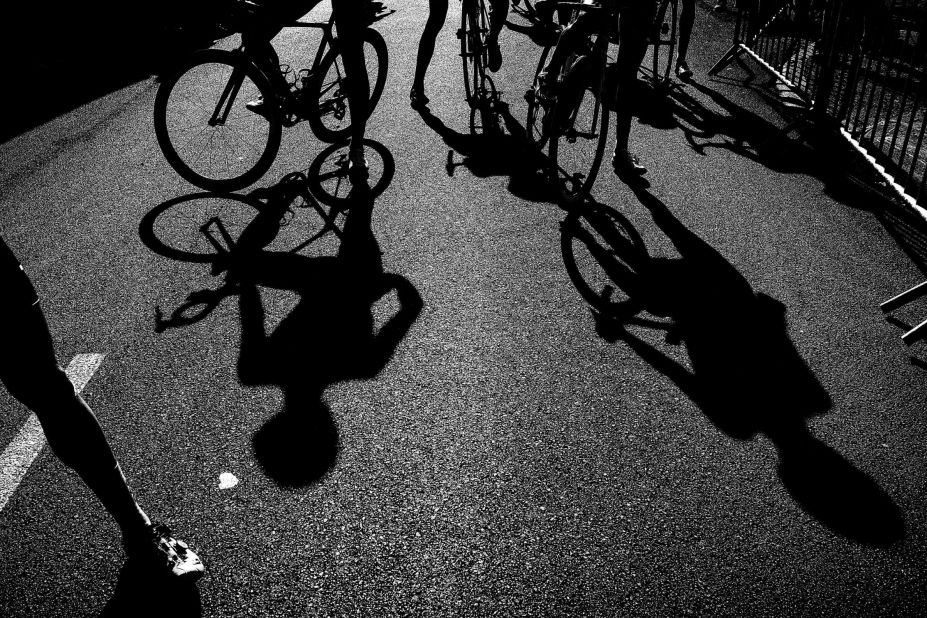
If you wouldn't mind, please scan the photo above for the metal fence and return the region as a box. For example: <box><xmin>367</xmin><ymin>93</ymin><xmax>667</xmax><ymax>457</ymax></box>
<box><xmin>710</xmin><ymin>0</ymin><xmax>927</xmax><ymax>212</ymax></box>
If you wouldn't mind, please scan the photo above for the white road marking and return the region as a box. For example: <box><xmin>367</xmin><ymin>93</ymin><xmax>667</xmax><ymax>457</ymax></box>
<box><xmin>0</xmin><ymin>353</ymin><xmax>105</xmax><ymax>513</ymax></box>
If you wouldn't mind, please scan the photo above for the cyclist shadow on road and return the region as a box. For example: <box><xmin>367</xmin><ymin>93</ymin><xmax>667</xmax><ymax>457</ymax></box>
<box><xmin>225</xmin><ymin>175</ymin><xmax>423</xmax><ymax>487</ymax></box>
<box><xmin>145</xmin><ymin>142</ymin><xmax>422</xmax><ymax>487</ymax></box>
<box><xmin>571</xmin><ymin>190</ymin><xmax>904</xmax><ymax>546</ymax></box>
<box><xmin>415</xmin><ymin>103</ymin><xmax>559</xmax><ymax>204</ymax></box>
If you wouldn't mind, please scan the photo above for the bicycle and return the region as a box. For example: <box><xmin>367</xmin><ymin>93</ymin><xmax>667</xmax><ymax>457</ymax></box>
<box><xmin>153</xmin><ymin>1</ymin><xmax>392</xmax><ymax>192</ymax></box>
<box><xmin>458</xmin><ymin>0</ymin><xmax>505</xmax><ymax>134</ymax></box>
<box><xmin>522</xmin><ymin>0</ymin><xmax>619</xmax><ymax>206</ymax></box>
<box><xmin>523</xmin><ymin>0</ymin><xmax>675</xmax><ymax>205</ymax></box>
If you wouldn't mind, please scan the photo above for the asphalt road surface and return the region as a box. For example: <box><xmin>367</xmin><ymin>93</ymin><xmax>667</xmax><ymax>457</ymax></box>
<box><xmin>2</xmin><ymin>2</ymin><xmax>927</xmax><ymax>616</ymax></box>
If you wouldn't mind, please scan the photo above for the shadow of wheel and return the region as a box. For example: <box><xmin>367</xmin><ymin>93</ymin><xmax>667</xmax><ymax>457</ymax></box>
<box><xmin>304</xmin><ymin>139</ymin><xmax>396</xmax><ymax>208</ymax></box>
<box><xmin>560</xmin><ymin>202</ymin><xmax>650</xmax><ymax>319</ymax></box>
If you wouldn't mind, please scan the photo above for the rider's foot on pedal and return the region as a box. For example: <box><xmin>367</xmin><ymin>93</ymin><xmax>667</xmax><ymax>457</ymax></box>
<box><xmin>348</xmin><ymin>146</ymin><xmax>369</xmax><ymax>181</ymax></box>
<box><xmin>409</xmin><ymin>86</ymin><xmax>429</xmax><ymax>109</ymax></box>
<box><xmin>246</xmin><ymin>96</ymin><xmax>266</xmax><ymax>112</ymax></box>
<box><xmin>675</xmin><ymin>60</ymin><xmax>693</xmax><ymax>80</ymax></box>
<box><xmin>124</xmin><ymin>523</ymin><xmax>204</xmax><ymax>581</ymax></box>
<box><xmin>488</xmin><ymin>40</ymin><xmax>503</xmax><ymax>72</ymax></box>
<box><xmin>612</xmin><ymin>149</ymin><xmax>647</xmax><ymax>177</ymax></box>
<box><xmin>246</xmin><ymin>96</ymin><xmax>279</xmax><ymax>119</ymax></box>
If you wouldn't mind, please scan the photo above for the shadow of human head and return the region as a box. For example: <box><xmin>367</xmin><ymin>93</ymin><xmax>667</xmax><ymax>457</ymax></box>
<box><xmin>592</xmin><ymin>187</ymin><xmax>904</xmax><ymax>544</ymax></box>
<box><xmin>774</xmin><ymin>427</ymin><xmax>905</xmax><ymax>546</ymax></box>
<box><xmin>251</xmin><ymin>386</ymin><xmax>340</xmax><ymax>487</ymax></box>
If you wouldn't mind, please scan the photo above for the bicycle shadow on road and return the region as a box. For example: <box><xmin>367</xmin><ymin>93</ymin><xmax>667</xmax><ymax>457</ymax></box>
<box><xmin>414</xmin><ymin>102</ymin><xmax>559</xmax><ymax>204</ymax></box>
<box><xmin>570</xmin><ymin>190</ymin><xmax>905</xmax><ymax>546</ymax></box>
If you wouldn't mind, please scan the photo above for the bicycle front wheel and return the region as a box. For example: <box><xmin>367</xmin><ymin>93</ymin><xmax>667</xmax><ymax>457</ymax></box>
<box><xmin>154</xmin><ymin>49</ymin><xmax>282</xmax><ymax>192</ymax></box>
<box><xmin>651</xmin><ymin>0</ymin><xmax>678</xmax><ymax>88</ymax></box>
<box><xmin>525</xmin><ymin>44</ymin><xmax>552</xmax><ymax>149</ymax></box>
<box><xmin>548</xmin><ymin>44</ymin><xmax>609</xmax><ymax>206</ymax></box>
<box><xmin>305</xmin><ymin>28</ymin><xmax>389</xmax><ymax>144</ymax></box>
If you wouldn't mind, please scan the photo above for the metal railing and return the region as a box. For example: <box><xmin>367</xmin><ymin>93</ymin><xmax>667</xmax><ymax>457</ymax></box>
<box><xmin>710</xmin><ymin>0</ymin><xmax>927</xmax><ymax>212</ymax></box>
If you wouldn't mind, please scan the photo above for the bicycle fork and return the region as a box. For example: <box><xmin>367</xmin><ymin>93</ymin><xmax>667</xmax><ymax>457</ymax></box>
<box><xmin>209</xmin><ymin>67</ymin><xmax>249</xmax><ymax>127</ymax></box>
<box><xmin>557</xmin><ymin>52</ymin><xmax>605</xmax><ymax>141</ymax></box>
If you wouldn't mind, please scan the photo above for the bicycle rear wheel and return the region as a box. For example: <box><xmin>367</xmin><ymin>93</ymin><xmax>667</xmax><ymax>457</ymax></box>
<box><xmin>561</xmin><ymin>203</ymin><xmax>649</xmax><ymax>318</ymax></box>
<box><xmin>460</xmin><ymin>0</ymin><xmax>490</xmax><ymax>109</ymax></box>
<box><xmin>304</xmin><ymin>28</ymin><xmax>389</xmax><ymax>143</ymax></box>
<box><xmin>154</xmin><ymin>49</ymin><xmax>282</xmax><ymax>192</ymax></box>
<box><xmin>548</xmin><ymin>39</ymin><xmax>610</xmax><ymax>206</ymax></box>
<box><xmin>651</xmin><ymin>0</ymin><xmax>678</xmax><ymax>88</ymax></box>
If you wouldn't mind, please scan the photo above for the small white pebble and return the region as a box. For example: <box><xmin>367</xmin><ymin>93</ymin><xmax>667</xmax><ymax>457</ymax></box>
<box><xmin>219</xmin><ymin>472</ymin><xmax>239</xmax><ymax>490</ymax></box>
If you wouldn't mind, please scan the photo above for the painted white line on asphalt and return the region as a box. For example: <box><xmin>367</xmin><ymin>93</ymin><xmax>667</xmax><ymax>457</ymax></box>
<box><xmin>0</xmin><ymin>353</ymin><xmax>105</xmax><ymax>513</ymax></box>
<box><xmin>66</xmin><ymin>353</ymin><xmax>106</xmax><ymax>392</ymax></box>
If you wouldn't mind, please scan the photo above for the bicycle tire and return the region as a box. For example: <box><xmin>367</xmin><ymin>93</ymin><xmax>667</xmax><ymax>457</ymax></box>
<box><xmin>561</xmin><ymin>203</ymin><xmax>649</xmax><ymax>318</ymax></box>
<box><xmin>548</xmin><ymin>38</ymin><xmax>609</xmax><ymax>207</ymax></box>
<box><xmin>154</xmin><ymin>49</ymin><xmax>282</xmax><ymax>192</ymax></box>
<box><xmin>461</xmin><ymin>0</ymin><xmax>490</xmax><ymax>109</ymax></box>
<box><xmin>651</xmin><ymin>0</ymin><xmax>678</xmax><ymax>88</ymax></box>
<box><xmin>525</xmin><ymin>44</ymin><xmax>553</xmax><ymax>149</ymax></box>
<box><xmin>304</xmin><ymin>28</ymin><xmax>389</xmax><ymax>144</ymax></box>
<box><xmin>469</xmin><ymin>74</ymin><xmax>503</xmax><ymax>135</ymax></box>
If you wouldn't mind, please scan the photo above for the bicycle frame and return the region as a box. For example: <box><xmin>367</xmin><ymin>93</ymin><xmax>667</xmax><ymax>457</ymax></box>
<box><xmin>239</xmin><ymin>3</ymin><xmax>396</xmax><ymax>86</ymax></box>
<box><xmin>238</xmin><ymin>15</ymin><xmax>338</xmax><ymax>84</ymax></box>
<box><xmin>207</xmin><ymin>65</ymin><xmax>249</xmax><ymax>126</ymax></box>
<box><xmin>205</xmin><ymin>13</ymin><xmax>336</xmax><ymax>128</ymax></box>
